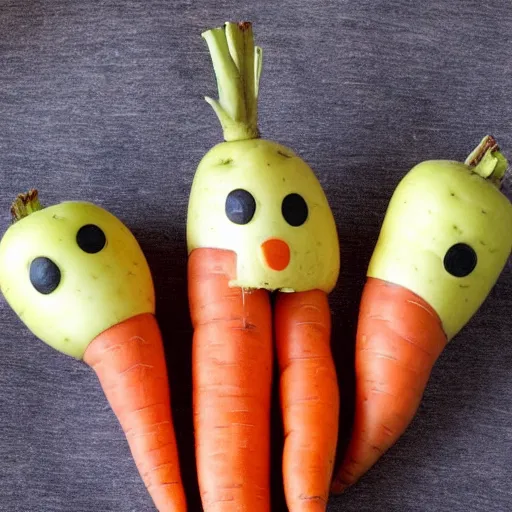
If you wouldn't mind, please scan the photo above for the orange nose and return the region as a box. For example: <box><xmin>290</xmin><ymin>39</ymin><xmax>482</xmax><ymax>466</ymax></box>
<box><xmin>261</xmin><ymin>238</ymin><xmax>290</xmax><ymax>271</ymax></box>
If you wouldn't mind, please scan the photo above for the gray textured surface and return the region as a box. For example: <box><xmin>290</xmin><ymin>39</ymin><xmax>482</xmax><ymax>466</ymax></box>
<box><xmin>0</xmin><ymin>1</ymin><xmax>511</xmax><ymax>511</ymax></box>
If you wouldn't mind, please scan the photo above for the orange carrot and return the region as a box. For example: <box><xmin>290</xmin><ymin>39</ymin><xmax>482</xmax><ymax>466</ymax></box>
<box><xmin>187</xmin><ymin>21</ymin><xmax>341</xmax><ymax>509</ymax></box>
<box><xmin>0</xmin><ymin>192</ymin><xmax>187</xmax><ymax>511</ymax></box>
<box><xmin>84</xmin><ymin>313</ymin><xmax>187</xmax><ymax>511</ymax></box>
<box><xmin>275</xmin><ymin>290</ymin><xmax>339</xmax><ymax>511</ymax></box>
<box><xmin>332</xmin><ymin>137</ymin><xmax>512</xmax><ymax>492</ymax></box>
<box><xmin>331</xmin><ymin>278</ymin><xmax>446</xmax><ymax>492</ymax></box>
<box><xmin>188</xmin><ymin>248</ymin><xmax>273</xmax><ymax>511</ymax></box>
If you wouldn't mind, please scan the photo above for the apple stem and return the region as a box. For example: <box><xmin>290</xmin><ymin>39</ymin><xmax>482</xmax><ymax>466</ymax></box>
<box><xmin>10</xmin><ymin>189</ymin><xmax>43</xmax><ymax>223</ymax></box>
<box><xmin>202</xmin><ymin>22</ymin><xmax>262</xmax><ymax>142</ymax></box>
<box><xmin>465</xmin><ymin>135</ymin><xmax>509</xmax><ymax>187</ymax></box>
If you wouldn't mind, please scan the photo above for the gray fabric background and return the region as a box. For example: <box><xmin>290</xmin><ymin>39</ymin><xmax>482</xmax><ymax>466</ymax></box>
<box><xmin>0</xmin><ymin>1</ymin><xmax>510</xmax><ymax>511</ymax></box>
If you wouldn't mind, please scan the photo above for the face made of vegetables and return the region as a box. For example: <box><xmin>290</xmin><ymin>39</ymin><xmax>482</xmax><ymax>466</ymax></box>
<box><xmin>368</xmin><ymin>159</ymin><xmax>512</xmax><ymax>340</ymax></box>
<box><xmin>187</xmin><ymin>138</ymin><xmax>340</xmax><ymax>293</ymax></box>
<box><xmin>0</xmin><ymin>201</ymin><xmax>155</xmax><ymax>359</ymax></box>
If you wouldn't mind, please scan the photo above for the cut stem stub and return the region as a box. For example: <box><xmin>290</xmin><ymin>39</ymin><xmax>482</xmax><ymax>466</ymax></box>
<box><xmin>11</xmin><ymin>189</ymin><xmax>43</xmax><ymax>223</ymax></box>
<box><xmin>465</xmin><ymin>135</ymin><xmax>509</xmax><ymax>186</ymax></box>
<box><xmin>202</xmin><ymin>21</ymin><xmax>263</xmax><ymax>142</ymax></box>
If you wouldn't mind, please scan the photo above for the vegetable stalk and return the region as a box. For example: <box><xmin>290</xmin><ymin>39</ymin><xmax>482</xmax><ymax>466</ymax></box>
<box><xmin>465</xmin><ymin>135</ymin><xmax>508</xmax><ymax>186</ymax></box>
<box><xmin>10</xmin><ymin>189</ymin><xmax>43</xmax><ymax>223</ymax></box>
<box><xmin>202</xmin><ymin>22</ymin><xmax>263</xmax><ymax>141</ymax></box>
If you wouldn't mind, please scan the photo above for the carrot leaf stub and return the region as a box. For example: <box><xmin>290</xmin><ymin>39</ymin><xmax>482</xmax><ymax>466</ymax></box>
<box><xmin>10</xmin><ymin>189</ymin><xmax>43</xmax><ymax>223</ymax></box>
<box><xmin>464</xmin><ymin>135</ymin><xmax>509</xmax><ymax>185</ymax></box>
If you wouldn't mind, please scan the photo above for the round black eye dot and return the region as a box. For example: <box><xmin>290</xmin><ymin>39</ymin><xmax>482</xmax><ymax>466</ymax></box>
<box><xmin>76</xmin><ymin>224</ymin><xmax>106</xmax><ymax>254</ymax></box>
<box><xmin>30</xmin><ymin>257</ymin><xmax>61</xmax><ymax>295</ymax></box>
<box><xmin>282</xmin><ymin>193</ymin><xmax>308</xmax><ymax>227</ymax></box>
<box><xmin>225</xmin><ymin>189</ymin><xmax>256</xmax><ymax>225</ymax></box>
<box><xmin>443</xmin><ymin>243</ymin><xmax>477</xmax><ymax>277</ymax></box>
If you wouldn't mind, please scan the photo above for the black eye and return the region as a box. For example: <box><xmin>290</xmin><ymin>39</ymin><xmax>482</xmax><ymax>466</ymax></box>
<box><xmin>225</xmin><ymin>189</ymin><xmax>256</xmax><ymax>225</ymax></box>
<box><xmin>444</xmin><ymin>243</ymin><xmax>477</xmax><ymax>277</ymax></box>
<box><xmin>282</xmin><ymin>193</ymin><xmax>308</xmax><ymax>226</ymax></box>
<box><xmin>30</xmin><ymin>257</ymin><xmax>61</xmax><ymax>295</ymax></box>
<box><xmin>77</xmin><ymin>224</ymin><xmax>106</xmax><ymax>254</ymax></box>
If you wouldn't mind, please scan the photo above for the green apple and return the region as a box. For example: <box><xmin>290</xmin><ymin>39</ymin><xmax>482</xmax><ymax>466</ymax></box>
<box><xmin>186</xmin><ymin>22</ymin><xmax>339</xmax><ymax>293</ymax></box>
<box><xmin>0</xmin><ymin>191</ymin><xmax>155</xmax><ymax>358</ymax></box>
<box><xmin>187</xmin><ymin>138</ymin><xmax>339</xmax><ymax>293</ymax></box>
<box><xmin>368</xmin><ymin>136</ymin><xmax>512</xmax><ymax>340</ymax></box>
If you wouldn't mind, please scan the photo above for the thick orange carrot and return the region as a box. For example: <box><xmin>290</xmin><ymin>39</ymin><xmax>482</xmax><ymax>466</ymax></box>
<box><xmin>188</xmin><ymin>248</ymin><xmax>273</xmax><ymax>511</ymax></box>
<box><xmin>331</xmin><ymin>277</ymin><xmax>447</xmax><ymax>493</ymax></box>
<box><xmin>275</xmin><ymin>290</ymin><xmax>339</xmax><ymax>512</ymax></box>
<box><xmin>83</xmin><ymin>313</ymin><xmax>187</xmax><ymax>512</ymax></box>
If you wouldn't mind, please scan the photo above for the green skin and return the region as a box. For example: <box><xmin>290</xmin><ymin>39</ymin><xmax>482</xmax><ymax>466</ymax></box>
<box><xmin>369</xmin><ymin>137</ymin><xmax>512</xmax><ymax>340</ymax></box>
<box><xmin>186</xmin><ymin>22</ymin><xmax>340</xmax><ymax>293</ymax></box>
<box><xmin>0</xmin><ymin>198</ymin><xmax>155</xmax><ymax>359</ymax></box>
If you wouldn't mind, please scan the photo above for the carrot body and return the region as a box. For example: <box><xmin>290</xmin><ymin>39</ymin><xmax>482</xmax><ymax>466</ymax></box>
<box><xmin>331</xmin><ymin>277</ymin><xmax>447</xmax><ymax>493</ymax></box>
<box><xmin>84</xmin><ymin>313</ymin><xmax>186</xmax><ymax>512</ymax></box>
<box><xmin>188</xmin><ymin>248</ymin><xmax>273</xmax><ymax>511</ymax></box>
<box><xmin>275</xmin><ymin>290</ymin><xmax>339</xmax><ymax>511</ymax></box>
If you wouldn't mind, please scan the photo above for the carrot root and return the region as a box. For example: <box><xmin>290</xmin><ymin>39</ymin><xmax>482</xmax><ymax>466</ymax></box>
<box><xmin>275</xmin><ymin>290</ymin><xmax>339</xmax><ymax>512</ymax></box>
<box><xmin>84</xmin><ymin>313</ymin><xmax>186</xmax><ymax>512</ymax></box>
<box><xmin>188</xmin><ymin>248</ymin><xmax>272</xmax><ymax>512</ymax></box>
<box><xmin>331</xmin><ymin>277</ymin><xmax>447</xmax><ymax>493</ymax></box>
